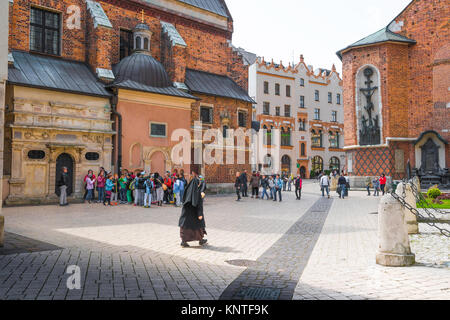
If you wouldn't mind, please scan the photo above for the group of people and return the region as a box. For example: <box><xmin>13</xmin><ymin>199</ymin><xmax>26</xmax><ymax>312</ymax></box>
<box><xmin>318</xmin><ymin>170</ymin><xmax>350</xmax><ymax>199</ymax></box>
<box><xmin>365</xmin><ymin>174</ymin><xmax>387</xmax><ymax>196</ymax></box>
<box><xmin>234</xmin><ymin>170</ymin><xmax>303</xmax><ymax>202</ymax></box>
<box><xmin>82</xmin><ymin>167</ymin><xmax>197</xmax><ymax>208</ymax></box>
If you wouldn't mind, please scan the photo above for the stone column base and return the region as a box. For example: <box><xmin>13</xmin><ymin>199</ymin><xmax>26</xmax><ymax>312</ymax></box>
<box><xmin>376</xmin><ymin>252</ymin><xmax>415</xmax><ymax>267</ymax></box>
<box><xmin>407</xmin><ymin>222</ymin><xmax>419</xmax><ymax>234</ymax></box>
<box><xmin>0</xmin><ymin>215</ymin><xmax>4</xmax><ymax>247</ymax></box>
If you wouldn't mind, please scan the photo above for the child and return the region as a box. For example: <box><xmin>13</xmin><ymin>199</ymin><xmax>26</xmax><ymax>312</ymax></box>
<box><xmin>144</xmin><ymin>177</ymin><xmax>153</xmax><ymax>208</ymax></box>
<box><xmin>373</xmin><ymin>177</ymin><xmax>380</xmax><ymax>197</ymax></box>
<box><xmin>111</xmin><ymin>173</ymin><xmax>119</xmax><ymax>205</ymax></box>
<box><xmin>104</xmin><ymin>173</ymin><xmax>113</xmax><ymax>206</ymax></box>
<box><xmin>86</xmin><ymin>174</ymin><xmax>96</xmax><ymax>204</ymax></box>
<box><xmin>119</xmin><ymin>173</ymin><xmax>127</xmax><ymax>204</ymax></box>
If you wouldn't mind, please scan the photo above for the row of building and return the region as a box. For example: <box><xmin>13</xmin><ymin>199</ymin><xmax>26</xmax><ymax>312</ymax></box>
<box><xmin>0</xmin><ymin>0</ymin><xmax>448</xmax><ymax>207</ymax></box>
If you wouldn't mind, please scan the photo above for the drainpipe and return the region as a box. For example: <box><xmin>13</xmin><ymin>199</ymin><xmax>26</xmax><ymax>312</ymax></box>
<box><xmin>110</xmin><ymin>92</ymin><xmax>122</xmax><ymax>174</ymax></box>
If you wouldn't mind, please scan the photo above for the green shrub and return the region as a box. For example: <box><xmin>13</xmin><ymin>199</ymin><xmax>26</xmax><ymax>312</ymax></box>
<box><xmin>324</xmin><ymin>170</ymin><xmax>331</xmax><ymax>176</ymax></box>
<box><xmin>427</xmin><ymin>188</ymin><xmax>441</xmax><ymax>199</ymax></box>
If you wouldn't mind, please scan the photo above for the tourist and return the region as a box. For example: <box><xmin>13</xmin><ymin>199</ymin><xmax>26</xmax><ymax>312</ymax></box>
<box><xmin>144</xmin><ymin>175</ymin><xmax>153</xmax><ymax>208</ymax></box>
<box><xmin>119</xmin><ymin>173</ymin><xmax>127</xmax><ymax>204</ymax></box>
<box><xmin>250</xmin><ymin>171</ymin><xmax>260</xmax><ymax>198</ymax></box>
<box><xmin>260</xmin><ymin>175</ymin><xmax>270</xmax><ymax>200</ymax></box>
<box><xmin>373</xmin><ymin>177</ymin><xmax>380</xmax><ymax>196</ymax></box>
<box><xmin>379</xmin><ymin>174</ymin><xmax>387</xmax><ymax>195</ymax></box>
<box><xmin>294</xmin><ymin>174</ymin><xmax>302</xmax><ymax>200</ymax></box>
<box><xmin>273</xmin><ymin>174</ymin><xmax>283</xmax><ymax>202</ymax></box>
<box><xmin>104</xmin><ymin>173</ymin><xmax>113</xmax><ymax>206</ymax></box>
<box><xmin>126</xmin><ymin>172</ymin><xmax>134</xmax><ymax>204</ymax></box>
<box><xmin>135</xmin><ymin>172</ymin><xmax>146</xmax><ymax>207</ymax></box>
<box><xmin>338</xmin><ymin>174</ymin><xmax>347</xmax><ymax>199</ymax></box>
<box><xmin>178</xmin><ymin>171</ymin><xmax>207</xmax><ymax>248</ymax></box>
<box><xmin>154</xmin><ymin>172</ymin><xmax>164</xmax><ymax>206</ymax></box>
<box><xmin>240</xmin><ymin>170</ymin><xmax>248</xmax><ymax>197</ymax></box>
<box><xmin>57</xmin><ymin>166</ymin><xmax>70</xmax><ymax>206</ymax></box>
<box><xmin>268</xmin><ymin>175</ymin><xmax>275</xmax><ymax>199</ymax></box>
<box><xmin>97</xmin><ymin>170</ymin><xmax>106</xmax><ymax>203</ymax></box>
<box><xmin>234</xmin><ymin>172</ymin><xmax>241</xmax><ymax>201</ymax></box>
<box><xmin>365</xmin><ymin>176</ymin><xmax>372</xmax><ymax>196</ymax></box>
<box><xmin>83</xmin><ymin>170</ymin><xmax>96</xmax><ymax>202</ymax></box>
<box><xmin>282</xmin><ymin>173</ymin><xmax>288</xmax><ymax>191</ymax></box>
<box><xmin>343</xmin><ymin>171</ymin><xmax>350</xmax><ymax>197</ymax></box>
<box><xmin>111</xmin><ymin>173</ymin><xmax>119</xmax><ymax>206</ymax></box>
<box><xmin>288</xmin><ymin>174</ymin><xmax>294</xmax><ymax>192</ymax></box>
<box><xmin>163</xmin><ymin>172</ymin><xmax>173</xmax><ymax>204</ymax></box>
<box><xmin>85</xmin><ymin>173</ymin><xmax>96</xmax><ymax>204</ymax></box>
<box><xmin>179</xmin><ymin>171</ymin><xmax>187</xmax><ymax>203</ymax></box>
<box><xmin>173</xmin><ymin>174</ymin><xmax>185</xmax><ymax>207</ymax></box>
<box><xmin>320</xmin><ymin>172</ymin><xmax>330</xmax><ymax>198</ymax></box>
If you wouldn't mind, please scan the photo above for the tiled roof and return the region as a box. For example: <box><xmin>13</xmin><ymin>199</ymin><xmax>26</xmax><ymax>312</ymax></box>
<box><xmin>337</xmin><ymin>27</ymin><xmax>416</xmax><ymax>59</ymax></box>
<box><xmin>8</xmin><ymin>51</ymin><xmax>111</xmax><ymax>97</ymax></box>
<box><xmin>185</xmin><ymin>69</ymin><xmax>255</xmax><ymax>103</ymax></box>
<box><xmin>111</xmin><ymin>79</ymin><xmax>198</xmax><ymax>100</ymax></box>
<box><xmin>177</xmin><ymin>0</ymin><xmax>230</xmax><ymax>18</ymax></box>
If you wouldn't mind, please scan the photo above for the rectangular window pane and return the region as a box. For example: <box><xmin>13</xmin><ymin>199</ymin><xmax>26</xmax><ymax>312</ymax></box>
<box><xmin>238</xmin><ymin>112</ymin><xmax>246</xmax><ymax>127</ymax></box>
<box><xmin>30</xmin><ymin>25</ymin><xmax>43</xmax><ymax>52</ymax></box>
<box><xmin>276</xmin><ymin>107</ymin><xmax>280</xmax><ymax>116</ymax></box>
<box><xmin>300</xmin><ymin>96</ymin><xmax>305</xmax><ymax>108</ymax></box>
<box><xmin>30</xmin><ymin>8</ymin><xmax>43</xmax><ymax>24</ymax></box>
<box><xmin>284</xmin><ymin>105</ymin><xmax>290</xmax><ymax>117</ymax></box>
<box><xmin>120</xmin><ymin>29</ymin><xmax>133</xmax><ymax>60</ymax></box>
<box><xmin>45</xmin><ymin>29</ymin><xmax>59</xmax><ymax>55</ymax></box>
<box><xmin>263</xmin><ymin>102</ymin><xmax>270</xmax><ymax>115</ymax></box>
<box><xmin>151</xmin><ymin>123</ymin><xmax>166</xmax><ymax>137</ymax></box>
<box><xmin>45</xmin><ymin>11</ymin><xmax>59</xmax><ymax>28</ymax></box>
<box><xmin>200</xmin><ymin>107</ymin><xmax>212</xmax><ymax>123</ymax></box>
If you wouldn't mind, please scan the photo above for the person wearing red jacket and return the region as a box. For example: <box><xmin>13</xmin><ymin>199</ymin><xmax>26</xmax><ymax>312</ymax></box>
<box><xmin>163</xmin><ymin>172</ymin><xmax>173</xmax><ymax>204</ymax></box>
<box><xmin>379</xmin><ymin>174</ymin><xmax>387</xmax><ymax>195</ymax></box>
<box><xmin>294</xmin><ymin>174</ymin><xmax>303</xmax><ymax>200</ymax></box>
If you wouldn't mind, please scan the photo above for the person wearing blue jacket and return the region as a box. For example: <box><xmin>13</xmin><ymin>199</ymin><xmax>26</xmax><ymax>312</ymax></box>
<box><xmin>273</xmin><ymin>174</ymin><xmax>283</xmax><ymax>202</ymax></box>
<box><xmin>174</xmin><ymin>174</ymin><xmax>185</xmax><ymax>207</ymax></box>
<box><xmin>144</xmin><ymin>177</ymin><xmax>153</xmax><ymax>208</ymax></box>
<box><xmin>104</xmin><ymin>173</ymin><xmax>114</xmax><ymax>206</ymax></box>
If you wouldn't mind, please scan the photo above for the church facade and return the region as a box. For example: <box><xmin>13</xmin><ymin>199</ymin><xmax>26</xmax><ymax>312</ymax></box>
<box><xmin>3</xmin><ymin>0</ymin><xmax>252</xmax><ymax>205</ymax></box>
<box><xmin>338</xmin><ymin>0</ymin><xmax>449</xmax><ymax>187</ymax></box>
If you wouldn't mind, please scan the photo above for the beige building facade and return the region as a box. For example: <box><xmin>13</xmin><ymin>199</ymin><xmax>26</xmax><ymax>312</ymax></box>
<box><xmin>249</xmin><ymin>55</ymin><xmax>345</xmax><ymax>178</ymax></box>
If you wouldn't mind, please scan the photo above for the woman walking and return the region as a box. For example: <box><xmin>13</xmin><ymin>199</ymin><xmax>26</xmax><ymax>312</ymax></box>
<box><xmin>178</xmin><ymin>171</ymin><xmax>207</xmax><ymax>248</ymax></box>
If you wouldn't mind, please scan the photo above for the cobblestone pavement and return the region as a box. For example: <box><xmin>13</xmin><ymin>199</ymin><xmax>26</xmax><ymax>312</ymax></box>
<box><xmin>0</xmin><ymin>181</ymin><xmax>449</xmax><ymax>300</ymax></box>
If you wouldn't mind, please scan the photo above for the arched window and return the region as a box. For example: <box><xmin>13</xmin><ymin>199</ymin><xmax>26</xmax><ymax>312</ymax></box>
<box><xmin>135</xmin><ymin>36</ymin><xmax>142</xmax><ymax>50</ymax></box>
<box><xmin>329</xmin><ymin>157</ymin><xmax>340</xmax><ymax>171</ymax></box>
<box><xmin>143</xmin><ymin>37</ymin><xmax>149</xmax><ymax>50</ymax></box>
<box><xmin>301</xmin><ymin>143</ymin><xmax>306</xmax><ymax>156</ymax></box>
<box><xmin>281</xmin><ymin>155</ymin><xmax>291</xmax><ymax>174</ymax></box>
<box><xmin>312</xmin><ymin>156</ymin><xmax>323</xmax><ymax>173</ymax></box>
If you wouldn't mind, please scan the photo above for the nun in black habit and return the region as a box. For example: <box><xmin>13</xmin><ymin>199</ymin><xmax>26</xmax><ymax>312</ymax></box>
<box><xmin>178</xmin><ymin>172</ymin><xmax>207</xmax><ymax>247</ymax></box>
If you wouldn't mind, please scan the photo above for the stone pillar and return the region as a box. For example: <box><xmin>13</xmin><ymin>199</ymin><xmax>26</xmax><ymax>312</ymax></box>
<box><xmin>396</xmin><ymin>183</ymin><xmax>419</xmax><ymax>234</ymax></box>
<box><xmin>376</xmin><ymin>190</ymin><xmax>415</xmax><ymax>267</ymax></box>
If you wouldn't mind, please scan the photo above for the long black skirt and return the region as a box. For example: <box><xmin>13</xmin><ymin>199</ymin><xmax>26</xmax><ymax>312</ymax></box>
<box><xmin>180</xmin><ymin>227</ymin><xmax>207</xmax><ymax>242</ymax></box>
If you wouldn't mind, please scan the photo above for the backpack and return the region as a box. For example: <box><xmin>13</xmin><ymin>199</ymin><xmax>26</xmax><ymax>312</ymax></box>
<box><xmin>137</xmin><ymin>177</ymin><xmax>146</xmax><ymax>190</ymax></box>
<box><xmin>129</xmin><ymin>178</ymin><xmax>136</xmax><ymax>191</ymax></box>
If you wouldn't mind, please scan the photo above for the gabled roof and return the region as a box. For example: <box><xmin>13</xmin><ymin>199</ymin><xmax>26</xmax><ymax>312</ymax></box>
<box><xmin>337</xmin><ymin>27</ymin><xmax>416</xmax><ymax>59</ymax></box>
<box><xmin>177</xmin><ymin>0</ymin><xmax>231</xmax><ymax>19</ymax></box>
<box><xmin>8</xmin><ymin>51</ymin><xmax>111</xmax><ymax>97</ymax></box>
<box><xmin>185</xmin><ymin>69</ymin><xmax>255</xmax><ymax>104</ymax></box>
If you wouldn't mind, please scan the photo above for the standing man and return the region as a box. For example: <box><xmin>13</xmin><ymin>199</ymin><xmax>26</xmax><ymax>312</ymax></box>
<box><xmin>260</xmin><ymin>175</ymin><xmax>269</xmax><ymax>200</ymax></box>
<box><xmin>273</xmin><ymin>174</ymin><xmax>283</xmax><ymax>202</ymax></box>
<box><xmin>338</xmin><ymin>174</ymin><xmax>347</xmax><ymax>199</ymax></box>
<box><xmin>57</xmin><ymin>167</ymin><xmax>70</xmax><ymax>206</ymax></box>
<box><xmin>294</xmin><ymin>174</ymin><xmax>302</xmax><ymax>200</ymax></box>
<box><xmin>179</xmin><ymin>171</ymin><xmax>207</xmax><ymax>248</ymax></box>
<box><xmin>240</xmin><ymin>170</ymin><xmax>248</xmax><ymax>197</ymax></box>
<box><xmin>235</xmin><ymin>172</ymin><xmax>241</xmax><ymax>201</ymax></box>
<box><xmin>320</xmin><ymin>172</ymin><xmax>330</xmax><ymax>198</ymax></box>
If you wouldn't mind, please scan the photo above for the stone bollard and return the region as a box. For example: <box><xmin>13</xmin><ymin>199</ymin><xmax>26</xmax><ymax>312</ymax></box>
<box><xmin>0</xmin><ymin>215</ymin><xmax>4</xmax><ymax>247</ymax></box>
<box><xmin>376</xmin><ymin>192</ymin><xmax>415</xmax><ymax>267</ymax></box>
<box><xmin>396</xmin><ymin>183</ymin><xmax>419</xmax><ymax>234</ymax></box>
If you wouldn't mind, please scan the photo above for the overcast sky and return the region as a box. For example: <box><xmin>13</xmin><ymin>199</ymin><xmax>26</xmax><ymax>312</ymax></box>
<box><xmin>226</xmin><ymin>0</ymin><xmax>412</xmax><ymax>74</ymax></box>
